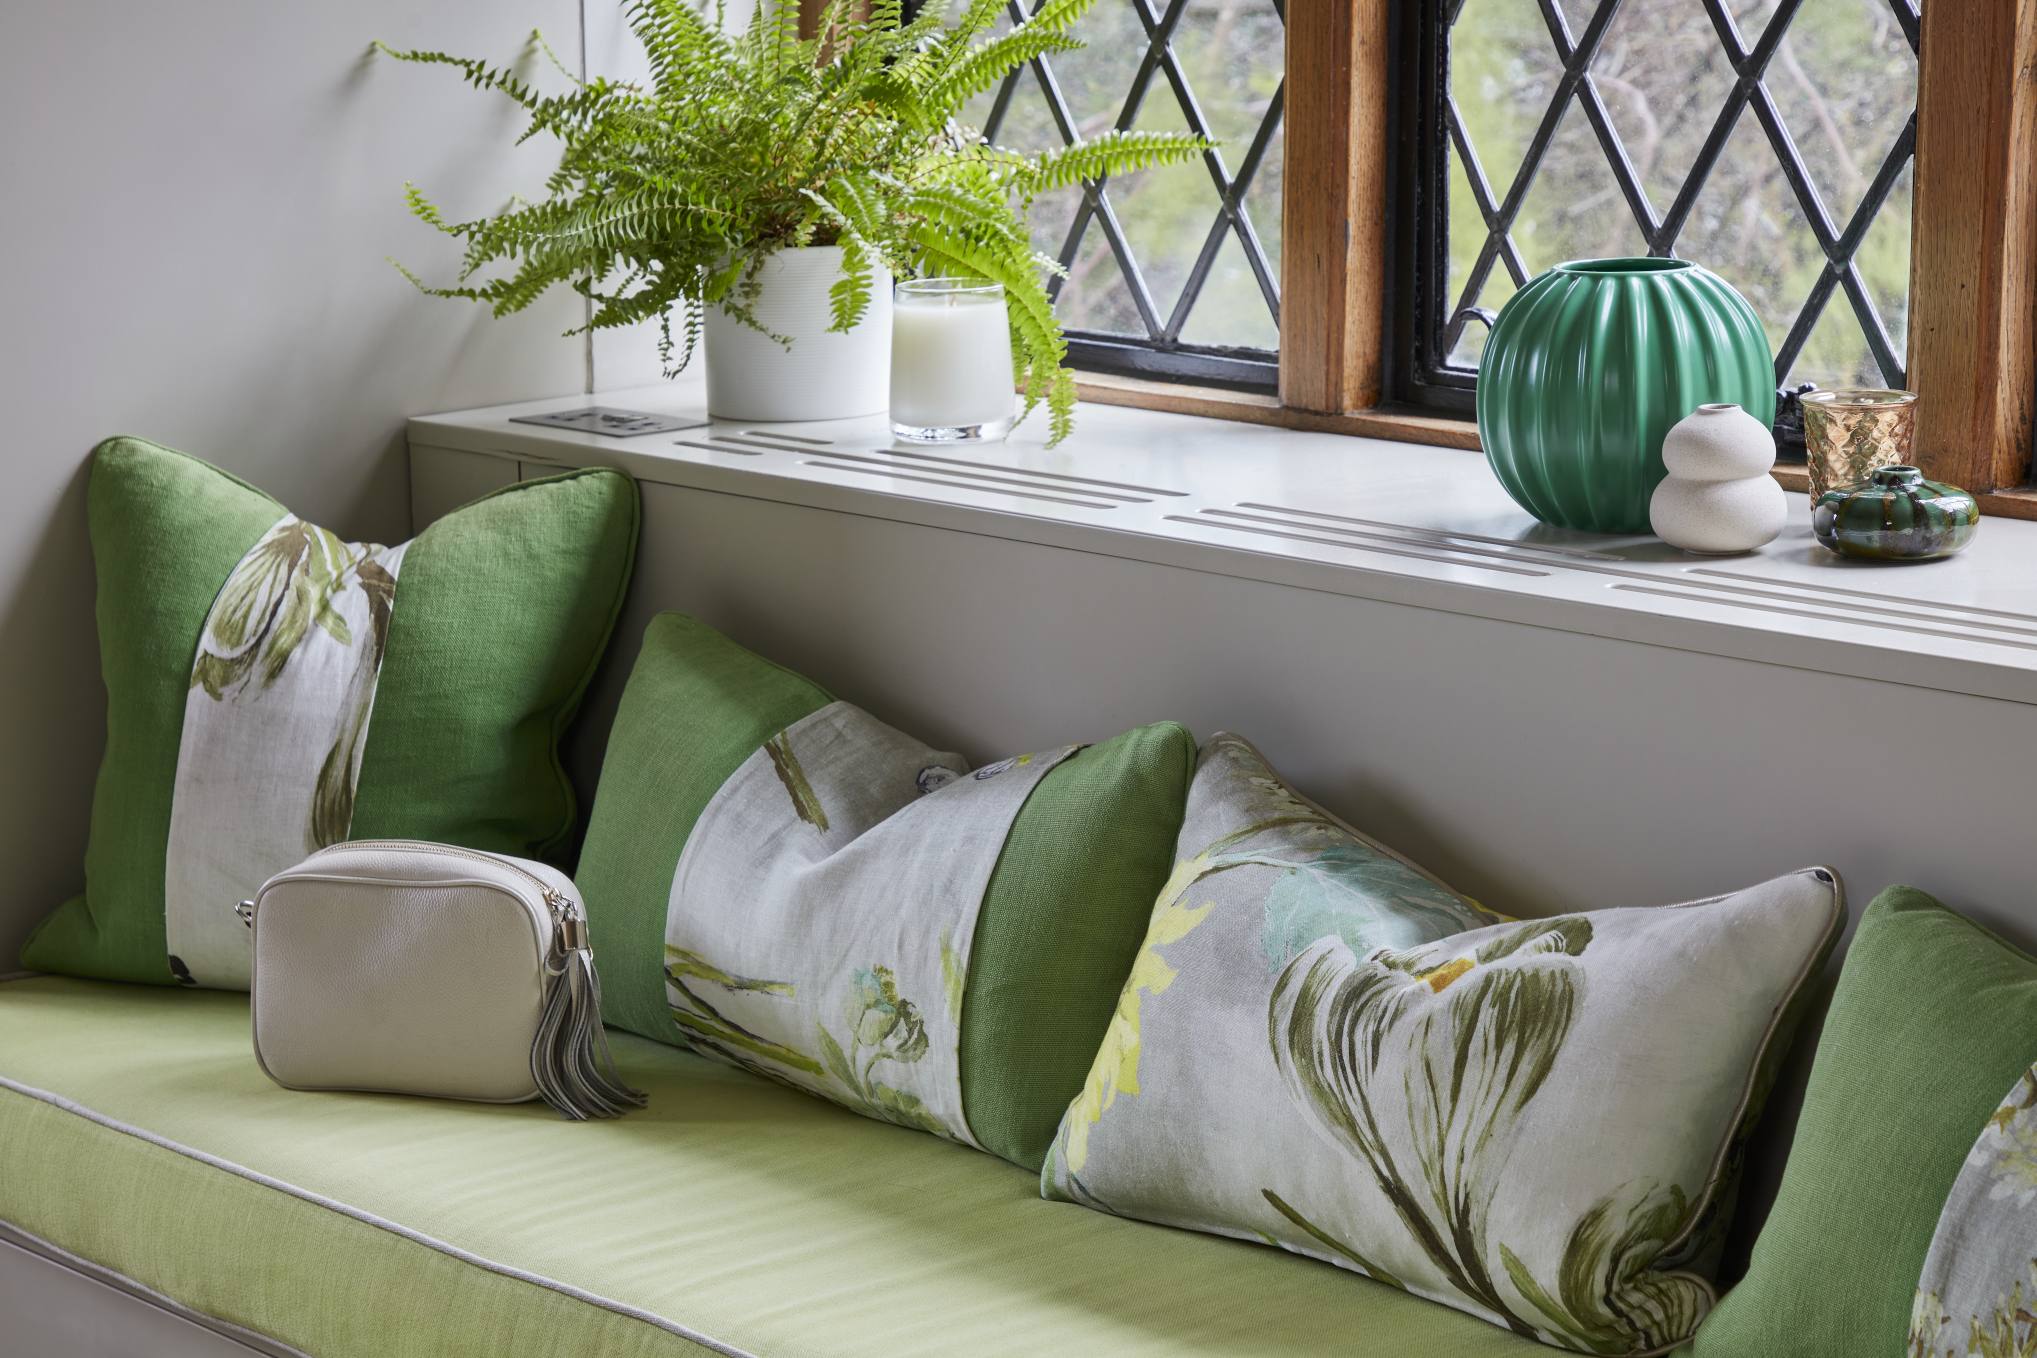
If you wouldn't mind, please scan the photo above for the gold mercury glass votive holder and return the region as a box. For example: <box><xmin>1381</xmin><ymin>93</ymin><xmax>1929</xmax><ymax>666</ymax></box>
<box><xmin>1800</xmin><ymin>388</ymin><xmax>1919</xmax><ymax>504</ymax></box>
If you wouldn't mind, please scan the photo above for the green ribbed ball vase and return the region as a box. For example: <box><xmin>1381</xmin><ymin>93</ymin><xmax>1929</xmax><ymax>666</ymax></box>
<box><xmin>1477</xmin><ymin>258</ymin><xmax>1776</xmax><ymax>534</ymax></box>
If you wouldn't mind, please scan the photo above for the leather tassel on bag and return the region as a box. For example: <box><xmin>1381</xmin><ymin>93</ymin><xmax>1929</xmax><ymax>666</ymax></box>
<box><xmin>532</xmin><ymin>907</ymin><xmax>646</xmax><ymax>1120</ymax></box>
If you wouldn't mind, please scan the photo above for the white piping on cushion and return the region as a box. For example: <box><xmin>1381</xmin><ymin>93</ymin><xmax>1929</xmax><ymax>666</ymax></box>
<box><xmin>0</xmin><ymin>1220</ymin><xmax>312</xmax><ymax>1356</ymax></box>
<box><xmin>0</xmin><ymin>1076</ymin><xmax>757</xmax><ymax>1358</ymax></box>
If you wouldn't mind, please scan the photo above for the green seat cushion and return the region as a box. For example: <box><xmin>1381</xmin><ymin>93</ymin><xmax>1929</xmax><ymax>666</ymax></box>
<box><xmin>21</xmin><ymin>438</ymin><xmax>637</xmax><ymax>987</ymax></box>
<box><xmin>577</xmin><ymin>614</ymin><xmax>1193</xmax><ymax>1171</ymax></box>
<box><xmin>1</xmin><ymin>975</ymin><xmax>1549</xmax><ymax>1358</ymax></box>
<box><xmin>1695</xmin><ymin>886</ymin><xmax>2037</xmax><ymax>1357</ymax></box>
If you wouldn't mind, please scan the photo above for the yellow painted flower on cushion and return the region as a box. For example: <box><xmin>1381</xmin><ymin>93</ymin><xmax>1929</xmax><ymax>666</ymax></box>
<box><xmin>1061</xmin><ymin>854</ymin><xmax>1215</xmax><ymax>1174</ymax></box>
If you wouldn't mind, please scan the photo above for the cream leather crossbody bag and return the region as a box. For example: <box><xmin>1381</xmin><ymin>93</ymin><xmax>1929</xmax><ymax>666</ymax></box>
<box><xmin>242</xmin><ymin>840</ymin><xmax>645</xmax><ymax>1120</ymax></box>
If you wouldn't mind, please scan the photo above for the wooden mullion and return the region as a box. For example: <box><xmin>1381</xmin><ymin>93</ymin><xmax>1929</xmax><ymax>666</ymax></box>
<box><xmin>1279</xmin><ymin>0</ymin><xmax>1390</xmax><ymax>413</ymax></box>
<box><xmin>1076</xmin><ymin>373</ymin><xmax>1479</xmax><ymax>447</ymax></box>
<box><xmin>1906</xmin><ymin>0</ymin><xmax>2037</xmax><ymax>492</ymax></box>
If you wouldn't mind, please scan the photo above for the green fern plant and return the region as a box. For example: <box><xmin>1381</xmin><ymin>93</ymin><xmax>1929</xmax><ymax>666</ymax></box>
<box><xmin>378</xmin><ymin>0</ymin><xmax>1206</xmax><ymax>443</ymax></box>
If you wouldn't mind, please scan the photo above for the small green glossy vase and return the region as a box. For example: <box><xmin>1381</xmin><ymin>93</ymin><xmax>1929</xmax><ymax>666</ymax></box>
<box><xmin>1477</xmin><ymin>258</ymin><xmax>1776</xmax><ymax>534</ymax></box>
<box><xmin>1812</xmin><ymin>465</ymin><xmax>1978</xmax><ymax>561</ymax></box>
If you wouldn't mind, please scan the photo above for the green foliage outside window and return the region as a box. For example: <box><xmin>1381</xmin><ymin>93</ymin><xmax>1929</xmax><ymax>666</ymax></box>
<box><xmin>1447</xmin><ymin>0</ymin><xmax>1916</xmax><ymax>391</ymax></box>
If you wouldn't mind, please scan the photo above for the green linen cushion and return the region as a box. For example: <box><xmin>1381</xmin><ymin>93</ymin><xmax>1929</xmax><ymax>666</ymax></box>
<box><xmin>1696</xmin><ymin>887</ymin><xmax>2037</xmax><ymax>1358</ymax></box>
<box><xmin>576</xmin><ymin>613</ymin><xmax>1193</xmax><ymax>1171</ymax></box>
<box><xmin>21</xmin><ymin>437</ymin><xmax>638</xmax><ymax>988</ymax></box>
<box><xmin>1044</xmin><ymin>732</ymin><xmax>1843</xmax><ymax>1357</ymax></box>
<box><xmin>0</xmin><ymin>973</ymin><xmax>1560</xmax><ymax>1358</ymax></box>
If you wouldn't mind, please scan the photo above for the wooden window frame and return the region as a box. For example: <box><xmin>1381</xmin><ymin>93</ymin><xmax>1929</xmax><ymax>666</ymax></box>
<box><xmin>1072</xmin><ymin>0</ymin><xmax>2037</xmax><ymax>521</ymax></box>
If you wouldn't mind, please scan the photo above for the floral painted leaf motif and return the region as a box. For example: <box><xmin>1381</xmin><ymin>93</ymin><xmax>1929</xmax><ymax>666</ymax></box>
<box><xmin>665</xmin><ymin>944</ymin><xmax>825</xmax><ymax>1077</ymax></box>
<box><xmin>314</xmin><ymin>601</ymin><xmax>353</xmax><ymax>647</ymax></box>
<box><xmin>1058</xmin><ymin>880</ymin><xmax>1214</xmax><ymax>1175</ymax></box>
<box><xmin>1498</xmin><ymin>1183</ymin><xmax>1710</xmax><ymax>1354</ymax></box>
<box><xmin>1909</xmin><ymin>1267</ymin><xmax>2037</xmax><ymax>1358</ymax></box>
<box><xmin>818</xmin><ymin>1027</ymin><xmax>860</xmax><ymax>1090</ymax></box>
<box><xmin>764</xmin><ymin>730</ymin><xmax>829</xmax><ymax>832</ymax></box>
<box><xmin>849</xmin><ymin>964</ymin><xmax>928</xmax><ymax>1062</ymax></box>
<box><xmin>938</xmin><ymin>926</ymin><xmax>966</xmax><ymax>1025</ymax></box>
<box><xmin>671</xmin><ymin>1010</ymin><xmax>828</xmax><ymax>1077</ymax></box>
<box><xmin>808</xmin><ymin>961</ymin><xmax>958</xmax><ymax>1139</ymax></box>
<box><xmin>666</xmin><ymin>945</ymin><xmax>798</xmax><ymax>995</ymax></box>
<box><xmin>190</xmin><ymin>518</ymin><xmax>374</xmax><ymax>703</ymax></box>
<box><xmin>191</xmin><ymin>520</ymin><xmax>317</xmax><ymax>700</ymax></box>
<box><xmin>1979</xmin><ymin>1069</ymin><xmax>2037</xmax><ymax>1206</ymax></box>
<box><xmin>306</xmin><ymin>557</ymin><xmax>403</xmax><ymax>851</ymax></box>
<box><xmin>1268</xmin><ymin>921</ymin><xmax>1596</xmax><ymax>1340</ymax></box>
<box><xmin>1262</xmin><ymin>1188</ymin><xmax>1407</xmax><ymax>1292</ymax></box>
<box><xmin>357</xmin><ymin>558</ymin><xmax>398</xmax><ymax>661</ymax></box>
<box><xmin>1474</xmin><ymin>915</ymin><xmax>1593</xmax><ymax>966</ymax></box>
<box><xmin>861</xmin><ymin>1081</ymin><xmax>950</xmax><ymax>1137</ymax></box>
<box><xmin>1906</xmin><ymin>1289</ymin><xmax>1952</xmax><ymax>1358</ymax></box>
<box><xmin>309</xmin><ymin>734</ymin><xmax>358</xmax><ymax>851</ymax></box>
<box><xmin>1969</xmin><ymin>1273</ymin><xmax>2037</xmax><ymax>1358</ymax></box>
<box><xmin>1260</xmin><ymin>842</ymin><xmax>1500</xmax><ymax>970</ymax></box>
<box><xmin>258</xmin><ymin>525</ymin><xmax>357</xmax><ymax>689</ymax></box>
<box><xmin>1052</xmin><ymin>823</ymin><xmax>1344</xmax><ymax>1179</ymax></box>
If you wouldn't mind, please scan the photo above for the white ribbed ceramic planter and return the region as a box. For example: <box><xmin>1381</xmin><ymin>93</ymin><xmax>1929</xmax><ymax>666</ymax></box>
<box><xmin>703</xmin><ymin>246</ymin><xmax>892</xmax><ymax>422</ymax></box>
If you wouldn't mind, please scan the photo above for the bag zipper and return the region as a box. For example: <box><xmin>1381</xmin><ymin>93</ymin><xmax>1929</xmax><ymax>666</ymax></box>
<box><xmin>260</xmin><ymin>840</ymin><xmax>586</xmax><ymax>951</ymax></box>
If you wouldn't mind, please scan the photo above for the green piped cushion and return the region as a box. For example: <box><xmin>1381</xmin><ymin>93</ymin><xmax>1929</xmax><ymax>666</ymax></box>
<box><xmin>576</xmin><ymin>613</ymin><xmax>1193</xmax><ymax>1171</ymax></box>
<box><xmin>21</xmin><ymin>437</ymin><xmax>638</xmax><ymax>988</ymax></box>
<box><xmin>1044</xmin><ymin>732</ymin><xmax>1842</xmax><ymax>1356</ymax></box>
<box><xmin>0</xmin><ymin>973</ymin><xmax>1561</xmax><ymax>1358</ymax></box>
<box><xmin>1695</xmin><ymin>887</ymin><xmax>2037</xmax><ymax>1358</ymax></box>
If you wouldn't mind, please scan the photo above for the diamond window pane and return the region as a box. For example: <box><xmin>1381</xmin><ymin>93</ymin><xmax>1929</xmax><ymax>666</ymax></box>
<box><xmin>962</xmin><ymin>0</ymin><xmax>1283</xmax><ymax>378</ymax></box>
<box><xmin>1442</xmin><ymin>0</ymin><xmax>1919</xmax><ymax>399</ymax></box>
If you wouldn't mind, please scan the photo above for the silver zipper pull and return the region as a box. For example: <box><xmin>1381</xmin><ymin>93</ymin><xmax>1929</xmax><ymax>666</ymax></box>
<box><xmin>544</xmin><ymin>888</ymin><xmax>587</xmax><ymax>952</ymax></box>
<box><xmin>235</xmin><ymin>900</ymin><xmax>255</xmax><ymax>930</ymax></box>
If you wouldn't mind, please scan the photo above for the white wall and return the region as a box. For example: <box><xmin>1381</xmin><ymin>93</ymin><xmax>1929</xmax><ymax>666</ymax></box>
<box><xmin>0</xmin><ymin>1</ymin><xmax>600</xmax><ymax>964</ymax></box>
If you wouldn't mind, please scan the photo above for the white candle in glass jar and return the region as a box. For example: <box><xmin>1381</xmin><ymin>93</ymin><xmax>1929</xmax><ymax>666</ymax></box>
<box><xmin>890</xmin><ymin>278</ymin><xmax>1015</xmax><ymax>440</ymax></box>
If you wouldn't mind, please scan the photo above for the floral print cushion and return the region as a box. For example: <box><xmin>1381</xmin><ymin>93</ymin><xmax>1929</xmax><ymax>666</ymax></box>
<box><xmin>162</xmin><ymin>517</ymin><xmax>411</xmax><ymax>987</ymax></box>
<box><xmin>1044</xmin><ymin>732</ymin><xmax>1843</xmax><ymax>1356</ymax></box>
<box><xmin>663</xmin><ymin>700</ymin><xmax>1078</xmax><ymax>1146</ymax></box>
<box><xmin>1909</xmin><ymin>1068</ymin><xmax>2037</xmax><ymax>1357</ymax></box>
<box><xmin>20</xmin><ymin>438</ymin><xmax>638</xmax><ymax>989</ymax></box>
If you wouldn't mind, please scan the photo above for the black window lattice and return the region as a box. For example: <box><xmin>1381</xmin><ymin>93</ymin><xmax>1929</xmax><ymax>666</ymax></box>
<box><xmin>1402</xmin><ymin>0</ymin><xmax>1921</xmax><ymax>431</ymax></box>
<box><xmin>978</xmin><ymin>0</ymin><xmax>1285</xmax><ymax>390</ymax></box>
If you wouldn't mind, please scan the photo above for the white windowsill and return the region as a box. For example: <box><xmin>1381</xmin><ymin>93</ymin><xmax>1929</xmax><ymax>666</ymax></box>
<box><xmin>409</xmin><ymin>374</ymin><xmax>2037</xmax><ymax>709</ymax></box>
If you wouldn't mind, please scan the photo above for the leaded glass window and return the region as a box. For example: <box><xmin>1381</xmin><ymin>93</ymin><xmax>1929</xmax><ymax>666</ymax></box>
<box><xmin>967</xmin><ymin>0</ymin><xmax>1286</xmax><ymax>389</ymax></box>
<box><xmin>1400</xmin><ymin>0</ymin><xmax>1920</xmax><ymax>430</ymax></box>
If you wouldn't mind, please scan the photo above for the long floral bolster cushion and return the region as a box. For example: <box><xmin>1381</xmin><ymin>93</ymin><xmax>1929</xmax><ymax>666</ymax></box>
<box><xmin>576</xmin><ymin>613</ymin><xmax>1195</xmax><ymax>1171</ymax></box>
<box><xmin>22</xmin><ymin>437</ymin><xmax>639</xmax><ymax>989</ymax></box>
<box><xmin>1043</xmin><ymin>732</ymin><xmax>1843</xmax><ymax>1356</ymax></box>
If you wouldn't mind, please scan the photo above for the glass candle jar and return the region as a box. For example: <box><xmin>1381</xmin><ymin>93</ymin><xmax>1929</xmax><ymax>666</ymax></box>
<box><xmin>1799</xmin><ymin>388</ymin><xmax>1918</xmax><ymax>504</ymax></box>
<box><xmin>889</xmin><ymin>277</ymin><xmax>1015</xmax><ymax>443</ymax></box>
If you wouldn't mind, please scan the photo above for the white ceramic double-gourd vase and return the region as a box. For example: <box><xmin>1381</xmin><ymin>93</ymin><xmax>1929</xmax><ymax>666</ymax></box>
<box><xmin>1648</xmin><ymin>403</ymin><xmax>1786</xmax><ymax>554</ymax></box>
<box><xmin>703</xmin><ymin>245</ymin><xmax>892</xmax><ymax>422</ymax></box>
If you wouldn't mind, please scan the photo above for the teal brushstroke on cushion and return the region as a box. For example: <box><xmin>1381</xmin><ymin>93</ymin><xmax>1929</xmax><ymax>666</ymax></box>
<box><xmin>1259</xmin><ymin>844</ymin><xmax>1494</xmax><ymax>971</ymax></box>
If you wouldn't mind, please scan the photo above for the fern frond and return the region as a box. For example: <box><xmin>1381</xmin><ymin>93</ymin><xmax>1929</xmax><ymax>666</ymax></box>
<box><xmin>373</xmin><ymin>41</ymin><xmax>546</xmax><ymax>112</ymax></box>
<box><xmin>897</xmin><ymin>182</ymin><xmax>1026</xmax><ymax>245</ymax></box>
<box><xmin>827</xmin><ymin>231</ymin><xmax>876</xmax><ymax>333</ymax></box>
<box><xmin>1002</xmin><ymin>129</ymin><xmax>1208</xmax><ymax>195</ymax></box>
<box><xmin>926</xmin><ymin>22</ymin><xmax>1081</xmax><ymax>111</ymax></box>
